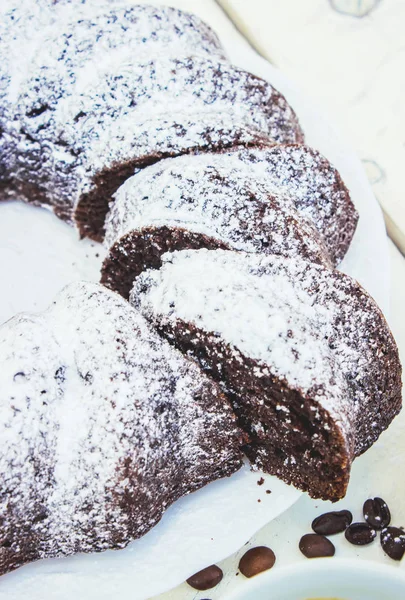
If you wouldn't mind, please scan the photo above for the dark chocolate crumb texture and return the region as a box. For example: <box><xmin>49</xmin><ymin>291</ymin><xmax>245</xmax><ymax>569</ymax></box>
<box><xmin>0</xmin><ymin>282</ymin><xmax>243</xmax><ymax>576</ymax></box>
<box><xmin>131</xmin><ymin>249</ymin><xmax>402</xmax><ymax>501</ymax></box>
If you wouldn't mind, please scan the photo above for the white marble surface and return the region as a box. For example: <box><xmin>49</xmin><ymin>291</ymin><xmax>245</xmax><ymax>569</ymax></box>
<box><xmin>219</xmin><ymin>0</ymin><xmax>405</xmax><ymax>255</ymax></box>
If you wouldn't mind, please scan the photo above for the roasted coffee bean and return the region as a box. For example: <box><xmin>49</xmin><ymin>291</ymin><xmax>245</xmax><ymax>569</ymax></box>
<box><xmin>312</xmin><ymin>510</ymin><xmax>352</xmax><ymax>535</ymax></box>
<box><xmin>238</xmin><ymin>546</ymin><xmax>276</xmax><ymax>577</ymax></box>
<box><xmin>363</xmin><ymin>497</ymin><xmax>391</xmax><ymax>529</ymax></box>
<box><xmin>186</xmin><ymin>565</ymin><xmax>223</xmax><ymax>590</ymax></box>
<box><xmin>381</xmin><ymin>527</ymin><xmax>405</xmax><ymax>561</ymax></box>
<box><xmin>345</xmin><ymin>522</ymin><xmax>376</xmax><ymax>545</ymax></box>
<box><xmin>299</xmin><ymin>533</ymin><xmax>335</xmax><ymax>558</ymax></box>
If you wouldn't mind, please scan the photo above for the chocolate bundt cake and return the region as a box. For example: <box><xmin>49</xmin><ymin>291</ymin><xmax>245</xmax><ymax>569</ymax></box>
<box><xmin>131</xmin><ymin>249</ymin><xmax>402</xmax><ymax>501</ymax></box>
<box><xmin>1</xmin><ymin>1</ymin><xmax>401</xmax><ymax>575</ymax></box>
<box><xmin>101</xmin><ymin>153</ymin><xmax>332</xmax><ymax>299</ymax></box>
<box><xmin>0</xmin><ymin>281</ymin><xmax>243</xmax><ymax>576</ymax></box>
<box><xmin>1</xmin><ymin>2</ymin><xmax>226</xmax><ymax>197</ymax></box>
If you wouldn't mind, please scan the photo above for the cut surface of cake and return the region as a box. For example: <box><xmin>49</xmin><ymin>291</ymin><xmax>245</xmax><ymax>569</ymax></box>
<box><xmin>0</xmin><ymin>282</ymin><xmax>243</xmax><ymax>576</ymax></box>
<box><xmin>101</xmin><ymin>152</ymin><xmax>332</xmax><ymax>299</ymax></box>
<box><xmin>131</xmin><ymin>249</ymin><xmax>402</xmax><ymax>501</ymax></box>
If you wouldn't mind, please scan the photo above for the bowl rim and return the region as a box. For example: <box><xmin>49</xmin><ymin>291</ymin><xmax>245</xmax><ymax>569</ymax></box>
<box><xmin>225</xmin><ymin>558</ymin><xmax>405</xmax><ymax>599</ymax></box>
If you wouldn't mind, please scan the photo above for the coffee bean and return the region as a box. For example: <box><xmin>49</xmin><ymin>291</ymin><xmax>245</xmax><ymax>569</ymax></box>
<box><xmin>345</xmin><ymin>522</ymin><xmax>376</xmax><ymax>545</ymax></box>
<box><xmin>312</xmin><ymin>510</ymin><xmax>352</xmax><ymax>535</ymax></box>
<box><xmin>238</xmin><ymin>546</ymin><xmax>276</xmax><ymax>577</ymax></box>
<box><xmin>363</xmin><ymin>497</ymin><xmax>391</xmax><ymax>529</ymax></box>
<box><xmin>381</xmin><ymin>527</ymin><xmax>405</xmax><ymax>561</ymax></box>
<box><xmin>186</xmin><ymin>565</ymin><xmax>223</xmax><ymax>590</ymax></box>
<box><xmin>299</xmin><ymin>534</ymin><xmax>335</xmax><ymax>558</ymax></box>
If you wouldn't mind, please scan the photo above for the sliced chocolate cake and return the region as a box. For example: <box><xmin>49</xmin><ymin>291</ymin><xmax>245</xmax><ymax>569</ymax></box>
<box><xmin>131</xmin><ymin>249</ymin><xmax>402</xmax><ymax>501</ymax></box>
<box><xmin>101</xmin><ymin>154</ymin><xmax>331</xmax><ymax>299</ymax></box>
<box><xmin>11</xmin><ymin>52</ymin><xmax>302</xmax><ymax>240</ymax></box>
<box><xmin>0</xmin><ymin>282</ymin><xmax>243</xmax><ymax>576</ymax></box>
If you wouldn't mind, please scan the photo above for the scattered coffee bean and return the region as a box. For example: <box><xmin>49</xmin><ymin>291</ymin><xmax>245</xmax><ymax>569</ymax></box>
<box><xmin>186</xmin><ymin>565</ymin><xmax>223</xmax><ymax>590</ymax></box>
<box><xmin>381</xmin><ymin>527</ymin><xmax>405</xmax><ymax>561</ymax></box>
<box><xmin>299</xmin><ymin>534</ymin><xmax>335</xmax><ymax>558</ymax></box>
<box><xmin>312</xmin><ymin>510</ymin><xmax>352</xmax><ymax>535</ymax></box>
<box><xmin>345</xmin><ymin>522</ymin><xmax>376</xmax><ymax>545</ymax></box>
<box><xmin>363</xmin><ymin>497</ymin><xmax>391</xmax><ymax>529</ymax></box>
<box><xmin>238</xmin><ymin>546</ymin><xmax>276</xmax><ymax>577</ymax></box>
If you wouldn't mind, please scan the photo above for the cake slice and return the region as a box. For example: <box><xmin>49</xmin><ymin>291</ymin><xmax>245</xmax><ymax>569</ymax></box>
<box><xmin>131</xmin><ymin>249</ymin><xmax>402</xmax><ymax>501</ymax></box>
<box><xmin>101</xmin><ymin>154</ymin><xmax>331</xmax><ymax>299</ymax></box>
<box><xmin>9</xmin><ymin>52</ymin><xmax>302</xmax><ymax>240</ymax></box>
<box><xmin>101</xmin><ymin>143</ymin><xmax>356</xmax><ymax>299</ymax></box>
<box><xmin>0</xmin><ymin>282</ymin><xmax>242</xmax><ymax>576</ymax></box>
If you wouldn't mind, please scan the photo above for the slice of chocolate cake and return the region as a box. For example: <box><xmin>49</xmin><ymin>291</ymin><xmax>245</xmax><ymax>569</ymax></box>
<box><xmin>101</xmin><ymin>154</ymin><xmax>331</xmax><ymax>299</ymax></box>
<box><xmin>131</xmin><ymin>249</ymin><xmax>402</xmax><ymax>501</ymax></box>
<box><xmin>9</xmin><ymin>52</ymin><xmax>302</xmax><ymax>240</ymax></box>
<box><xmin>0</xmin><ymin>282</ymin><xmax>243</xmax><ymax>576</ymax></box>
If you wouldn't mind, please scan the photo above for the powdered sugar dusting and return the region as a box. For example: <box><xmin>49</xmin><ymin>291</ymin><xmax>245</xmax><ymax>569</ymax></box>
<box><xmin>225</xmin><ymin>145</ymin><xmax>358</xmax><ymax>265</ymax></box>
<box><xmin>104</xmin><ymin>152</ymin><xmax>331</xmax><ymax>268</ymax></box>
<box><xmin>1</xmin><ymin>1</ymin><xmax>303</xmax><ymax>232</ymax></box>
<box><xmin>132</xmin><ymin>249</ymin><xmax>401</xmax><ymax>454</ymax></box>
<box><xmin>0</xmin><ymin>1</ymin><xmax>228</xmax><ymax>207</ymax></box>
<box><xmin>0</xmin><ymin>282</ymin><xmax>242</xmax><ymax>573</ymax></box>
<box><xmin>2</xmin><ymin>2</ymin><xmax>224</xmax><ymax>108</ymax></box>
<box><xmin>7</xmin><ymin>49</ymin><xmax>302</xmax><ymax>221</ymax></box>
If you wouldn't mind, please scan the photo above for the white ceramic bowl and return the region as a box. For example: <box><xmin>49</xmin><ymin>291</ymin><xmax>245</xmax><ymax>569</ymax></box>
<box><xmin>226</xmin><ymin>559</ymin><xmax>405</xmax><ymax>600</ymax></box>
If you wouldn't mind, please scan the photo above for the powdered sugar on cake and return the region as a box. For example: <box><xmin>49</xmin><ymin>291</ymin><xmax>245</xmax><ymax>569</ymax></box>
<box><xmin>104</xmin><ymin>152</ymin><xmax>331</xmax><ymax>266</ymax></box>
<box><xmin>131</xmin><ymin>251</ymin><xmax>348</xmax><ymax>414</ymax></box>
<box><xmin>224</xmin><ymin>145</ymin><xmax>357</xmax><ymax>265</ymax></box>
<box><xmin>0</xmin><ymin>282</ymin><xmax>242</xmax><ymax>569</ymax></box>
<box><xmin>8</xmin><ymin>52</ymin><xmax>302</xmax><ymax>223</ymax></box>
